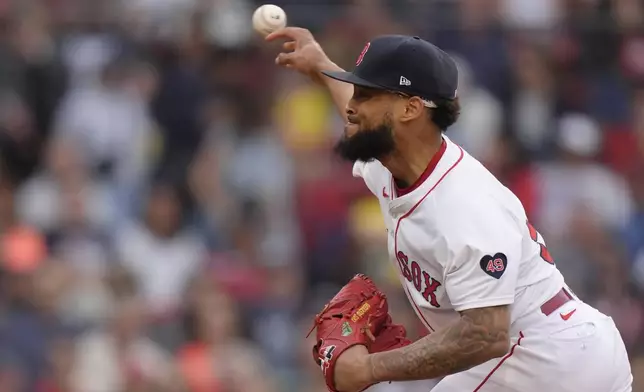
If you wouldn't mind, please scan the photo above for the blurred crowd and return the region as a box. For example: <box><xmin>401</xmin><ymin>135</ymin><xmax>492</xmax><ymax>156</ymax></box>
<box><xmin>0</xmin><ymin>0</ymin><xmax>643</xmax><ymax>391</ymax></box>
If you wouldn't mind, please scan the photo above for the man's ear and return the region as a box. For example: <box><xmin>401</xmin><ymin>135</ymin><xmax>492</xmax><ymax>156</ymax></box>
<box><xmin>399</xmin><ymin>97</ymin><xmax>426</xmax><ymax>123</ymax></box>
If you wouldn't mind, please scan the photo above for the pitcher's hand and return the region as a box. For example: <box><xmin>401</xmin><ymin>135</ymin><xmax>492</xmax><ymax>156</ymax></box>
<box><xmin>266</xmin><ymin>27</ymin><xmax>335</xmax><ymax>83</ymax></box>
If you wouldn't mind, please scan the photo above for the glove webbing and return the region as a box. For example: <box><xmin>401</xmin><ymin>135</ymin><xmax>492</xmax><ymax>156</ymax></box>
<box><xmin>306</xmin><ymin>291</ymin><xmax>387</xmax><ymax>342</ymax></box>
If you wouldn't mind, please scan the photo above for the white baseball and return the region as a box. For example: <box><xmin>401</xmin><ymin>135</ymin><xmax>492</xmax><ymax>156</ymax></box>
<box><xmin>252</xmin><ymin>4</ymin><xmax>287</xmax><ymax>36</ymax></box>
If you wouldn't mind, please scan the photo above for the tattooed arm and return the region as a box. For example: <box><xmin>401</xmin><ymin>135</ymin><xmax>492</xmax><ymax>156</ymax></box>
<box><xmin>332</xmin><ymin>305</ymin><xmax>511</xmax><ymax>391</ymax></box>
<box><xmin>370</xmin><ymin>305</ymin><xmax>510</xmax><ymax>382</ymax></box>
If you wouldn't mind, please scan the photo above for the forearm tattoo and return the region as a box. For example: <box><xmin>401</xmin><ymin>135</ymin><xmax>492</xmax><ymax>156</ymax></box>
<box><xmin>370</xmin><ymin>305</ymin><xmax>510</xmax><ymax>382</ymax></box>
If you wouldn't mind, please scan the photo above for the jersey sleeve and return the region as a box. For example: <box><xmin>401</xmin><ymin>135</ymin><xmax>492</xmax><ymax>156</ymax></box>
<box><xmin>352</xmin><ymin>160</ymin><xmax>387</xmax><ymax>197</ymax></box>
<box><xmin>442</xmin><ymin>200</ymin><xmax>523</xmax><ymax>312</ymax></box>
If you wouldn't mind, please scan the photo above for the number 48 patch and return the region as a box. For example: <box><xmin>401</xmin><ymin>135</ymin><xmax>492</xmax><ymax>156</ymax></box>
<box><xmin>479</xmin><ymin>253</ymin><xmax>507</xmax><ymax>279</ymax></box>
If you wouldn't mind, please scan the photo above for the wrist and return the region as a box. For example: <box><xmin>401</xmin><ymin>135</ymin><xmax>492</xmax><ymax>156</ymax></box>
<box><xmin>363</xmin><ymin>353</ymin><xmax>378</xmax><ymax>385</ymax></box>
<box><xmin>334</xmin><ymin>345</ymin><xmax>374</xmax><ymax>391</ymax></box>
<box><xmin>313</xmin><ymin>59</ymin><xmax>341</xmax><ymax>83</ymax></box>
<box><xmin>316</xmin><ymin>58</ymin><xmax>339</xmax><ymax>72</ymax></box>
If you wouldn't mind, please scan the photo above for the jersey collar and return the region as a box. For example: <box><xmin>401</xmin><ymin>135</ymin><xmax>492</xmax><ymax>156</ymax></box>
<box><xmin>395</xmin><ymin>138</ymin><xmax>447</xmax><ymax>197</ymax></box>
<box><xmin>387</xmin><ymin>135</ymin><xmax>462</xmax><ymax>215</ymax></box>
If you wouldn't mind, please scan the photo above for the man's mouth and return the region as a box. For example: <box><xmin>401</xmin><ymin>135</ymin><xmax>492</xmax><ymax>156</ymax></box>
<box><xmin>346</xmin><ymin>115</ymin><xmax>359</xmax><ymax>125</ymax></box>
<box><xmin>344</xmin><ymin>122</ymin><xmax>359</xmax><ymax>135</ymax></box>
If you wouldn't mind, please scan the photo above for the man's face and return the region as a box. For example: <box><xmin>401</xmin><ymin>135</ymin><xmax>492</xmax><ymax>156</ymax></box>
<box><xmin>334</xmin><ymin>86</ymin><xmax>399</xmax><ymax>162</ymax></box>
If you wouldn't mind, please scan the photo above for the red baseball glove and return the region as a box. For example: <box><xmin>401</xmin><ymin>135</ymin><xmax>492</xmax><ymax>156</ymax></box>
<box><xmin>308</xmin><ymin>274</ymin><xmax>390</xmax><ymax>391</ymax></box>
<box><xmin>308</xmin><ymin>274</ymin><xmax>414</xmax><ymax>391</ymax></box>
<box><xmin>370</xmin><ymin>315</ymin><xmax>413</xmax><ymax>353</ymax></box>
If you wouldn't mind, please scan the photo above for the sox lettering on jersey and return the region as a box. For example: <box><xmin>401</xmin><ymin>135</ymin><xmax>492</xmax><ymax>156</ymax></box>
<box><xmin>396</xmin><ymin>251</ymin><xmax>442</xmax><ymax>308</ymax></box>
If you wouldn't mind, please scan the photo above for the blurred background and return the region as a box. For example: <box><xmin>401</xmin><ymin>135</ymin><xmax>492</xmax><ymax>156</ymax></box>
<box><xmin>0</xmin><ymin>0</ymin><xmax>642</xmax><ymax>391</ymax></box>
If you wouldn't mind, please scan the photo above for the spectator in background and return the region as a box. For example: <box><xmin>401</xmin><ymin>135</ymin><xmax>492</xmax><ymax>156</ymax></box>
<box><xmin>9</xmin><ymin>2</ymin><xmax>67</xmax><ymax>138</ymax></box>
<box><xmin>15</xmin><ymin>130</ymin><xmax>117</xmax><ymax>236</ymax></box>
<box><xmin>177</xmin><ymin>274</ymin><xmax>277</xmax><ymax>392</ymax></box>
<box><xmin>0</xmin><ymin>1</ymin><xmax>67</xmax><ymax>183</ymax></box>
<box><xmin>247</xmin><ymin>264</ymin><xmax>303</xmax><ymax>386</ymax></box>
<box><xmin>500</xmin><ymin>0</ymin><xmax>562</xmax><ymax>32</ymax></box>
<box><xmin>150</xmin><ymin>40</ymin><xmax>208</xmax><ymax>182</ymax></box>
<box><xmin>510</xmin><ymin>42</ymin><xmax>557</xmax><ymax>158</ymax></box>
<box><xmin>535</xmin><ymin>113</ymin><xmax>634</xmax><ymax>242</ymax></box>
<box><xmin>568</xmin><ymin>208</ymin><xmax>644</xmax><ymax>352</ymax></box>
<box><xmin>49</xmin><ymin>59</ymin><xmax>158</xmax><ymax>220</ymax></box>
<box><xmin>176</xmin><ymin>276</ymin><xmax>223</xmax><ymax>392</ymax></box>
<box><xmin>0</xmin><ymin>236</ymin><xmax>75</xmax><ymax>392</ymax></box>
<box><xmin>0</xmin><ymin>92</ymin><xmax>41</xmax><ymax>184</ymax></box>
<box><xmin>534</xmin><ymin>114</ymin><xmax>634</xmax><ymax>300</ymax></box>
<box><xmin>206</xmin><ymin>198</ymin><xmax>269</xmax><ymax>303</ymax></box>
<box><xmin>445</xmin><ymin>53</ymin><xmax>503</xmax><ymax>164</ymax></box>
<box><xmin>42</xmin><ymin>181</ymin><xmax>114</xmax><ymax>330</ymax></box>
<box><xmin>223</xmin><ymin>96</ymin><xmax>300</xmax><ymax>269</ymax></box>
<box><xmin>432</xmin><ymin>0</ymin><xmax>513</xmax><ymax>103</ymax></box>
<box><xmin>188</xmin><ymin>96</ymin><xmax>240</xmax><ymax>249</ymax></box>
<box><xmin>58</xmin><ymin>3</ymin><xmax>121</xmax><ymax>91</ymax></box>
<box><xmin>115</xmin><ymin>179</ymin><xmax>206</xmax><ymax>337</ymax></box>
<box><xmin>70</xmin><ymin>267</ymin><xmax>182</xmax><ymax>392</ymax></box>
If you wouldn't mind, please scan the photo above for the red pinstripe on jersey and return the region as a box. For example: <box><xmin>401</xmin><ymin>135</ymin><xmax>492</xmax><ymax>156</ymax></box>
<box><xmin>393</xmin><ymin>144</ymin><xmax>464</xmax><ymax>332</ymax></box>
<box><xmin>473</xmin><ymin>332</ymin><xmax>525</xmax><ymax>391</ymax></box>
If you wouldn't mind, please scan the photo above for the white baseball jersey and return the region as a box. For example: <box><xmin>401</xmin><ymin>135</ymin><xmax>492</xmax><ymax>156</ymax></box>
<box><xmin>353</xmin><ymin>135</ymin><xmax>566</xmax><ymax>334</ymax></box>
<box><xmin>353</xmin><ymin>135</ymin><xmax>633</xmax><ymax>391</ymax></box>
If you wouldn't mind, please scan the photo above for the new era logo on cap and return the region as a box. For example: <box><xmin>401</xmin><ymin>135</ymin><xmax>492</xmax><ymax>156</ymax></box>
<box><xmin>322</xmin><ymin>35</ymin><xmax>458</xmax><ymax>103</ymax></box>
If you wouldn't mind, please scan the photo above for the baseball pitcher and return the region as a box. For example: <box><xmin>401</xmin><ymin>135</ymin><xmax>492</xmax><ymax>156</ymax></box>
<box><xmin>267</xmin><ymin>28</ymin><xmax>633</xmax><ymax>392</ymax></box>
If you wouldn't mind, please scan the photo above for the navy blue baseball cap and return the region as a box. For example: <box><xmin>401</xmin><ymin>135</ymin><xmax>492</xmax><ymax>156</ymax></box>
<box><xmin>322</xmin><ymin>35</ymin><xmax>458</xmax><ymax>106</ymax></box>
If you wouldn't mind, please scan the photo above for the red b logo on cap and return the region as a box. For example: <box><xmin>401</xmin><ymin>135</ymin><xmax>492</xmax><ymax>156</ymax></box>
<box><xmin>356</xmin><ymin>42</ymin><xmax>370</xmax><ymax>66</ymax></box>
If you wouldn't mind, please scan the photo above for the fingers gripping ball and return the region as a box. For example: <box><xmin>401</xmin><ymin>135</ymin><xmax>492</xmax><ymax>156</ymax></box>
<box><xmin>307</xmin><ymin>274</ymin><xmax>390</xmax><ymax>392</ymax></box>
<box><xmin>252</xmin><ymin>4</ymin><xmax>287</xmax><ymax>36</ymax></box>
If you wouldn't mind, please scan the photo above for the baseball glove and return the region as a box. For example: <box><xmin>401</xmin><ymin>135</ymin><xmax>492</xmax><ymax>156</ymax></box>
<box><xmin>307</xmin><ymin>274</ymin><xmax>409</xmax><ymax>392</ymax></box>
<box><xmin>370</xmin><ymin>315</ymin><xmax>412</xmax><ymax>354</ymax></box>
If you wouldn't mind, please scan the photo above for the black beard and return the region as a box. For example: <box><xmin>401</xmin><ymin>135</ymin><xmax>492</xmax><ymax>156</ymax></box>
<box><xmin>333</xmin><ymin>122</ymin><xmax>396</xmax><ymax>162</ymax></box>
